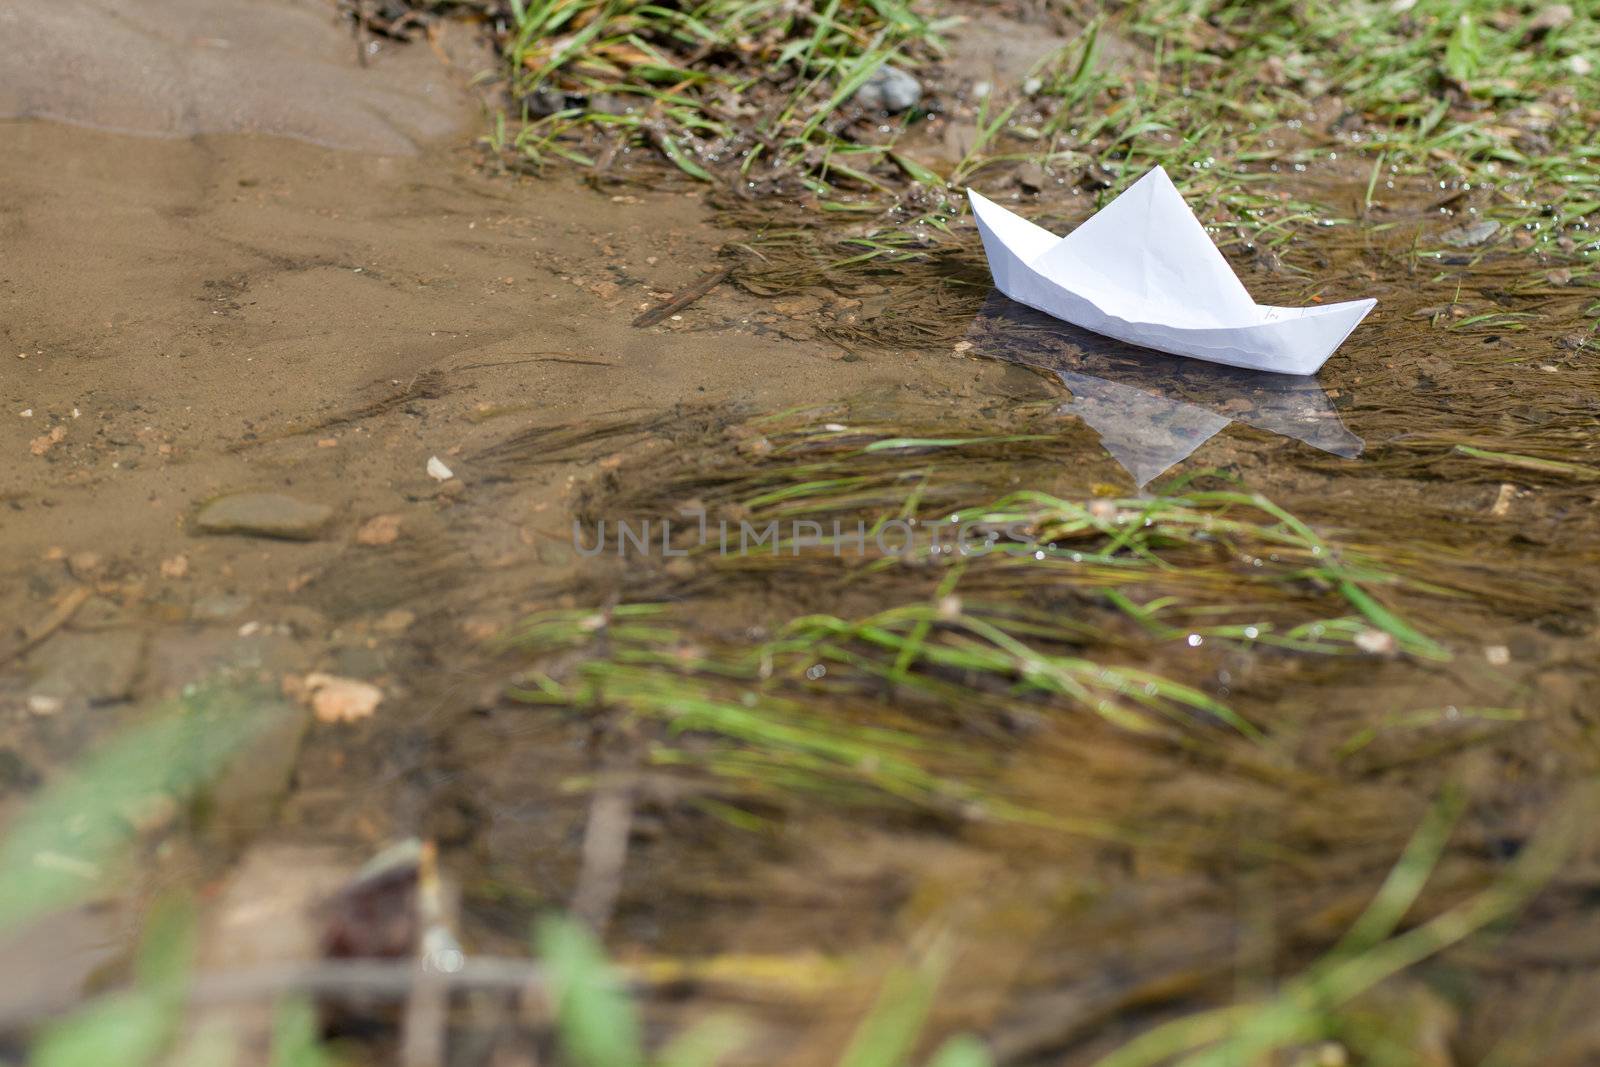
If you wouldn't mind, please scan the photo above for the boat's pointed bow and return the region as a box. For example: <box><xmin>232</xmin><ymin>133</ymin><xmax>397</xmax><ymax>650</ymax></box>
<box><xmin>1281</xmin><ymin>297</ymin><xmax>1379</xmax><ymax>374</ymax></box>
<box><xmin>966</xmin><ymin>187</ymin><xmax>1062</xmax><ymax>298</ymax></box>
<box><xmin>1330</xmin><ymin>297</ymin><xmax>1378</xmax><ymax>343</ymax></box>
<box><xmin>1139</xmin><ymin>163</ymin><xmax>1172</xmax><ymax>186</ymax></box>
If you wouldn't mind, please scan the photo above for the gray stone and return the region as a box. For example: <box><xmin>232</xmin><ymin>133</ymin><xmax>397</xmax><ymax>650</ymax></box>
<box><xmin>853</xmin><ymin>65</ymin><xmax>922</xmax><ymax>113</ymax></box>
<box><xmin>28</xmin><ymin>630</ymin><xmax>145</xmax><ymax>706</ymax></box>
<box><xmin>1441</xmin><ymin>219</ymin><xmax>1500</xmax><ymax>247</ymax></box>
<box><xmin>191</xmin><ymin>592</ymin><xmax>253</xmax><ymax>622</ymax></box>
<box><xmin>202</xmin><ymin>697</ymin><xmax>311</xmax><ymax>847</ymax></box>
<box><xmin>196</xmin><ymin>492</ymin><xmax>333</xmax><ymax>541</ymax></box>
<box><xmin>143</xmin><ymin>627</ymin><xmax>309</xmax><ymax>696</ymax></box>
<box><xmin>1013</xmin><ymin>162</ymin><xmax>1048</xmax><ymax>193</ymax></box>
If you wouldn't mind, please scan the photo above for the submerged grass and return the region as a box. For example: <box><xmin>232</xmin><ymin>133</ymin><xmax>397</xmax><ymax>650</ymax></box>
<box><xmin>492</xmin><ymin>402</ymin><xmax>1498</xmax><ymax>834</ymax></box>
<box><xmin>502</xmin><ymin>594</ymin><xmax>1244</xmax><ymax>836</ymax></box>
<box><xmin>1092</xmin><ymin>779</ymin><xmax>1595</xmax><ymax>1067</ymax></box>
<box><xmin>551</xmin><ymin>404</ymin><xmax>1465</xmax><ymax>656</ymax></box>
<box><xmin>545</xmin><ymin>777</ymin><xmax>1593</xmax><ymax>1065</ymax></box>
<box><xmin>506</xmin><ymin>612</ymin><xmax>1026</xmax><ymax>823</ymax></box>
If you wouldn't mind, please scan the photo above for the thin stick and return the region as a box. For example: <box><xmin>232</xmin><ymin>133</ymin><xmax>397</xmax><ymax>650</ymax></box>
<box><xmin>569</xmin><ymin>771</ymin><xmax>637</xmax><ymax>935</ymax></box>
<box><xmin>355</xmin><ymin>0</ymin><xmax>371</xmax><ymax>67</ymax></box>
<box><xmin>401</xmin><ymin>958</ymin><xmax>448</xmax><ymax>1067</ymax></box>
<box><xmin>455</xmin><ymin>356</ymin><xmax>619</xmax><ymax>371</ymax></box>
<box><xmin>0</xmin><ymin>586</ymin><xmax>91</xmax><ymax>667</ymax></box>
<box><xmin>0</xmin><ymin>959</ymin><xmax>559</xmax><ymax>1032</ymax></box>
<box><xmin>632</xmin><ymin>267</ymin><xmax>731</xmax><ymax>327</ymax></box>
<box><xmin>401</xmin><ymin>842</ymin><xmax>451</xmax><ymax>1067</ymax></box>
<box><xmin>197</xmin><ymin>959</ymin><xmax>553</xmax><ymax>1003</ymax></box>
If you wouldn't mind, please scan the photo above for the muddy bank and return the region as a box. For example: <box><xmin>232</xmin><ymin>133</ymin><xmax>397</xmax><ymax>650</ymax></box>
<box><xmin>0</xmin><ymin>0</ymin><xmax>473</xmax><ymax>152</ymax></box>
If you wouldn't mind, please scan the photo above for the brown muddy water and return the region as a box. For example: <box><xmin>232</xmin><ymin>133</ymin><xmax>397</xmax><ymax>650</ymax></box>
<box><xmin>2</xmin><ymin>4</ymin><xmax>1600</xmax><ymax>1066</ymax></box>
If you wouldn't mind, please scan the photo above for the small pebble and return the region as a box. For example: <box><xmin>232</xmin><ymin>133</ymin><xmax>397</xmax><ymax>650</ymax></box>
<box><xmin>852</xmin><ymin>65</ymin><xmax>922</xmax><ymax>112</ymax></box>
<box><xmin>1354</xmin><ymin>629</ymin><xmax>1397</xmax><ymax>655</ymax></box>
<box><xmin>355</xmin><ymin>513</ymin><xmax>402</xmax><ymax>546</ymax></box>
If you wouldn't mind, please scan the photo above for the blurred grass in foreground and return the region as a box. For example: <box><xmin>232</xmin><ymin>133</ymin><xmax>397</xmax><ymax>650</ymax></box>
<box><xmin>19</xmin><ymin>778</ymin><xmax>1584</xmax><ymax>1066</ymax></box>
<box><xmin>0</xmin><ymin>681</ymin><xmax>270</xmax><ymax>933</ymax></box>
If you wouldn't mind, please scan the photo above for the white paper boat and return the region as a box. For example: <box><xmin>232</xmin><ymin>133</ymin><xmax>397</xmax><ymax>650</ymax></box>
<box><xmin>968</xmin><ymin>166</ymin><xmax>1376</xmax><ymax>375</ymax></box>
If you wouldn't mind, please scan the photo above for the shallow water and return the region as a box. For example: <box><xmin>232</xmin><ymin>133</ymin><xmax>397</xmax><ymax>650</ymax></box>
<box><xmin>449</xmin><ymin>182</ymin><xmax>1599</xmax><ymax>1059</ymax></box>
<box><xmin>964</xmin><ymin>295</ymin><xmax>1363</xmax><ymax>486</ymax></box>
<box><xmin>2</xmin><ymin>5</ymin><xmax>1600</xmax><ymax>1064</ymax></box>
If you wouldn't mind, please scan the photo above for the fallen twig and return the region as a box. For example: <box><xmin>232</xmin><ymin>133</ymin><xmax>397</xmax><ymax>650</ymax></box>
<box><xmin>401</xmin><ymin>841</ymin><xmax>453</xmax><ymax>1067</ymax></box>
<box><xmin>0</xmin><ymin>586</ymin><xmax>91</xmax><ymax>667</ymax></box>
<box><xmin>569</xmin><ymin>771</ymin><xmax>637</xmax><ymax>935</ymax></box>
<box><xmin>228</xmin><ymin>370</ymin><xmax>447</xmax><ymax>451</ymax></box>
<box><xmin>455</xmin><ymin>353</ymin><xmax>619</xmax><ymax>371</ymax></box>
<box><xmin>354</xmin><ymin>0</ymin><xmax>371</xmax><ymax>66</ymax></box>
<box><xmin>0</xmin><ymin>958</ymin><xmax>555</xmax><ymax>1033</ymax></box>
<box><xmin>632</xmin><ymin>267</ymin><xmax>731</xmax><ymax>327</ymax></box>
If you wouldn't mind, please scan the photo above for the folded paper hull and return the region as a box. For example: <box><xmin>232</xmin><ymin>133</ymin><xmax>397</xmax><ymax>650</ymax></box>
<box><xmin>969</xmin><ymin>179</ymin><xmax>1375</xmax><ymax>376</ymax></box>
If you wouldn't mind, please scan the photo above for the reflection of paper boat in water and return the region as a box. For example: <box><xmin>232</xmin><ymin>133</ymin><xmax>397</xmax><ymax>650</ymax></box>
<box><xmin>966</xmin><ymin>295</ymin><xmax>1362</xmax><ymax>487</ymax></box>
<box><xmin>968</xmin><ymin>166</ymin><xmax>1376</xmax><ymax>375</ymax></box>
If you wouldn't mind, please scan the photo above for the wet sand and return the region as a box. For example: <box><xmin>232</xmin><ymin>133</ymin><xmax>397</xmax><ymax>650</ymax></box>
<box><xmin>0</xmin><ymin>10</ymin><xmax>1024</xmax><ymax>1038</ymax></box>
<box><xmin>0</xmin><ymin>118</ymin><xmax>956</xmax><ymax>565</ymax></box>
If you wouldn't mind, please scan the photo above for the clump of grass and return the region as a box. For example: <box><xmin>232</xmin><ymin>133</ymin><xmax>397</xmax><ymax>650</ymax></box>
<box><xmin>0</xmin><ymin>680</ymin><xmax>275</xmax><ymax>933</ymax></box>
<box><xmin>537</xmin><ymin>912</ymin><xmax>992</xmax><ymax>1067</ymax></box>
<box><xmin>491</xmin><ymin>0</ymin><xmax>951</xmax><ymax>190</ymax></box>
<box><xmin>502</xmin><ymin>582</ymin><xmax>1264</xmax><ymax>826</ymax></box>
<box><xmin>717</xmin><ymin>0</ymin><xmax>1598</xmax><ymax>313</ymax></box>
<box><xmin>1087</xmin><ymin>0</ymin><xmax>1600</xmax><ymax>255</ymax></box>
<box><xmin>509</xmin><ymin>618</ymin><xmax>1010</xmax><ymax>819</ymax></box>
<box><xmin>502</xmin><ymin>603</ymin><xmax>1128</xmax><ymax>833</ymax></box>
<box><xmin>385</xmin><ymin>0</ymin><xmax>1597</xmax><ymax>326</ymax></box>
<box><xmin>944</xmin><ymin>487</ymin><xmax>1451</xmax><ymax>660</ymax></box>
